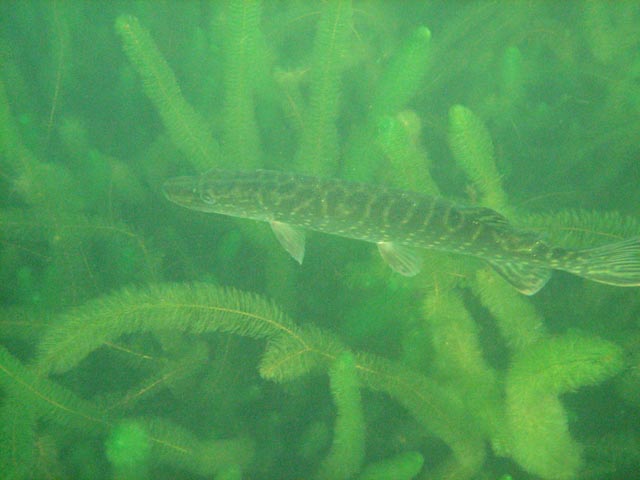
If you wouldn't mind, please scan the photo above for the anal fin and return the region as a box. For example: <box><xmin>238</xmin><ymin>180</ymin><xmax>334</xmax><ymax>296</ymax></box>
<box><xmin>487</xmin><ymin>258</ymin><xmax>551</xmax><ymax>295</ymax></box>
<box><xmin>377</xmin><ymin>242</ymin><xmax>423</xmax><ymax>276</ymax></box>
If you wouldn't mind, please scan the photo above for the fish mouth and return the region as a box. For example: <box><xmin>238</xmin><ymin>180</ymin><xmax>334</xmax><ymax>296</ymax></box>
<box><xmin>162</xmin><ymin>176</ymin><xmax>200</xmax><ymax>208</ymax></box>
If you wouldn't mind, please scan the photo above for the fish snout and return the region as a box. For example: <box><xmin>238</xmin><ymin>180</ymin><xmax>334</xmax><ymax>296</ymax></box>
<box><xmin>162</xmin><ymin>176</ymin><xmax>200</xmax><ymax>208</ymax></box>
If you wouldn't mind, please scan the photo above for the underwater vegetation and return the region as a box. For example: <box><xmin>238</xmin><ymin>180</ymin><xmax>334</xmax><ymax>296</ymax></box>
<box><xmin>1</xmin><ymin>1</ymin><xmax>640</xmax><ymax>479</ymax></box>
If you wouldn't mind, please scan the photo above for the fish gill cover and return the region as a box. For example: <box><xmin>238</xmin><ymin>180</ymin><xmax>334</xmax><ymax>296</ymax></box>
<box><xmin>1</xmin><ymin>2</ymin><xmax>640</xmax><ymax>479</ymax></box>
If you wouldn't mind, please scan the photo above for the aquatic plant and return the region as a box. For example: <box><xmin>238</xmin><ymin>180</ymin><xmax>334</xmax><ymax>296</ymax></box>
<box><xmin>1</xmin><ymin>2</ymin><xmax>639</xmax><ymax>479</ymax></box>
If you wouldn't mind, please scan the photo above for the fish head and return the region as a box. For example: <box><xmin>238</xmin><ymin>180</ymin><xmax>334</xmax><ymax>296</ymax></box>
<box><xmin>163</xmin><ymin>170</ymin><xmax>271</xmax><ymax>220</ymax></box>
<box><xmin>162</xmin><ymin>175</ymin><xmax>208</xmax><ymax>211</ymax></box>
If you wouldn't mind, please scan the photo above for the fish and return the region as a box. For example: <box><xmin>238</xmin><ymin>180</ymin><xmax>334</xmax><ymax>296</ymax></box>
<box><xmin>163</xmin><ymin>169</ymin><xmax>640</xmax><ymax>295</ymax></box>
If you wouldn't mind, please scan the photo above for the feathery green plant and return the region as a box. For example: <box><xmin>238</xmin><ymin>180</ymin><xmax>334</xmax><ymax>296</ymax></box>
<box><xmin>370</xmin><ymin>27</ymin><xmax>432</xmax><ymax>119</ymax></box>
<box><xmin>34</xmin><ymin>282</ymin><xmax>298</xmax><ymax>375</ymax></box>
<box><xmin>375</xmin><ymin>112</ymin><xmax>437</xmax><ymax>194</ymax></box>
<box><xmin>1</xmin><ymin>3</ymin><xmax>639</xmax><ymax>479</ymax></box>
<box><xmin>0</xmin><ymin>346</ymin><xmax>108</xmax><ymax>432</ymax></box>
<box><xmin>504</xmin><ymin>334</ymin><xmax>624</xmax><ymax>479</ymax></box>
<box><xmin>220</xmin><ymin>0</ymin><xmax>264</xmax><ymax>169</ymax></box>
<box><xmin>448</xmin><ymin>104</ymin><xmax>508</xmax><ymax>212</ymax></box>
<box><xmin>0</xmin><ymin>346</ymin><xmax>108</xmax><ymax>478</ymax></box>
<box><xmin>115</xmin><ymin>15</ymin><xmax>220</xmax><ymax>172</ymax></box>
<box><xmin>315</xmin><ymin>351</ymin><xmax>365</xmax><ymax>480</ymax></box>
<box><xmin>472</xmin><ymin>268</ymin><xmax>547</xmax><ymax>350</ymax></box>
<box><xmin>356</xmin><ymin>451</ymin><xmax>424</xmax><ymax>480</ymax></box>
<box><xmin>343</xmin><ymin>25</ymin><xmax>432</xmax><ymax>184</ymax></box>
<box><xmin>0</xmin><ymin>396</ymin><xmax>39</xmax><ymax>480</ymax></box>
<box><xmin>105</xmin><ymin>420</ymin><xmax>151</xmax><ymax>480</ymax></box>
<box><xmin>139</xmin><ymin>416</ymin><xmax>254</xmax><ymax>477</ymax></box>
<box><xmin>295</xmin><ymin>0</ymin><xmax>353</xmax><ymax>176</ymax></box>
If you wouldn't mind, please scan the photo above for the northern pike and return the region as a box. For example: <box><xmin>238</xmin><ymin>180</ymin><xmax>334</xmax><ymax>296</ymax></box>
<box><xmin>163</xmin><ymin>169</ymin><xmax>640</xmax><ymax>295</ymax></box>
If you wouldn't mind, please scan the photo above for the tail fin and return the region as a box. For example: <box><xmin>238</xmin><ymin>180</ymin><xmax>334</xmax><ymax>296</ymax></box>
<box><xmin>562</xmin><ymin>236</ymin><xmax>640</xmax><ymax>287</ymax></box>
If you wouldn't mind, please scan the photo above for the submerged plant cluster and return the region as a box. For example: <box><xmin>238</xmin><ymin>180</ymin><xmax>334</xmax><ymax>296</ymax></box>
<box><xmin>1</xmin><ymin>2</ymin><xmax>640</xmax><ymax>479</ymax></box>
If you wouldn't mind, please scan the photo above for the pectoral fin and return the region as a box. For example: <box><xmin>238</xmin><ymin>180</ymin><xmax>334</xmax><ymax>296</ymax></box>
<box><xmin>487</xmin><ymin>258</ymin><xmax>551</xmax><ymax>295</ymax></box>
<box><xmin>377</xmin><ymin>242</ymin><xmax>423</xmax><ymax>276</ymax></box>
<box><xmin>270</xmin><ymin>221</ymin><xmax>305</xmax><ymax>264</ymax></box>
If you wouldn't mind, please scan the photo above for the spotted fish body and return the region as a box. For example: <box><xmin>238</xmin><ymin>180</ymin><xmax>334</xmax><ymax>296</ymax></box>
<box><xmin>163</xmin><ymin>169</ymin><xmax>640</xmax><ymax>295</ymax></box>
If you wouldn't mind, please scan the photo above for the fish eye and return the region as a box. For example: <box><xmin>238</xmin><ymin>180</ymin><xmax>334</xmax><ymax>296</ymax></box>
<box><xmin>530</xmin><ymin>240</ymin><xmax>548</xmax><ymax>257</ymax></box>
<box><xmin>200</xmin><ymin>189</ymin><xmax>216</xmax><ymax>204</ymax></box>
